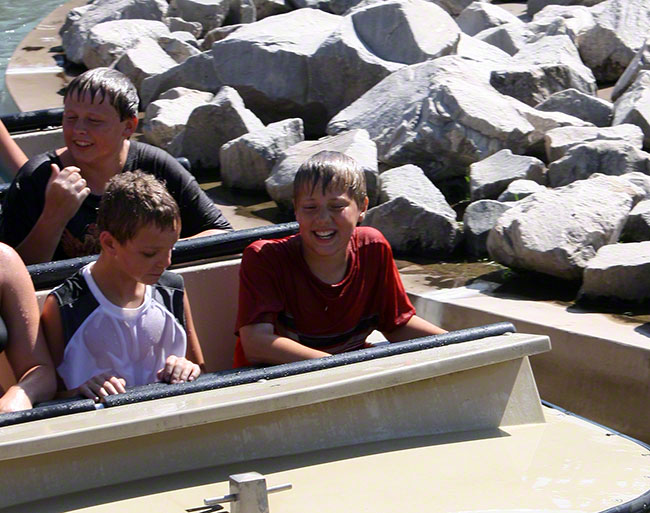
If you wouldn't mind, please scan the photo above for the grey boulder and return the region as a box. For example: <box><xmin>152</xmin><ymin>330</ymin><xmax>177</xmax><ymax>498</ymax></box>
<box><xmin>623</xmin><ymin>199</ymin><xmax>650</xmax><ymax>242</ymax></box>
<box><xmin>470</xmin><ymin>149</ymin><xmax>547</xmax><ymax>201</ymax></box>
<box><xmin>547</xmin><ymin>140</ymin><xmax>650</xmax><ymax>188</ymax></box>
<box><xmin>142</xmin><ymin>87</ymin><xmax>215</xmax><ymax>149</ymax></box>
<box><xmin>464</xmin><ymin>199</ymin><xmax>513</xmax><ymax>256</ymax></box>
<box><xmin>612</xmin><ymin>71</ymin><xmax>650</xmax><ymax>149</ymax></box>
<box><xmin>580</xmin><ymin>0</ymin><xmax>650</xmax><ymax>83</ymax></box>
<box><xmin>328</xmin><ymin>56</ymin><xmax>589</xmax><ymax>183</ymax></box>
<box><xmin>115</xmin><ymin>37</ymin><xmax>178</xmax><ymax>91</ymax></box>
<box><xmin>169</xmin><ymin>86</ymin><xmax>265</xmax><ymax>171</ymax></box>
<box><xmin>82</xmin><ymin>19</ymin><xmax>171</xmax><ymax>68</ymax></box>
<box><xmin>363</xmin><ymin>165</ymin><xmax>461</xmax><ymax>257</ymax></box>
<box><xmin>497</xmin><ymin>179</ymin><xmax>547</xmax><ymax>202</ymax></box>
<box><xmin>544</xmin><ymin>124</ymin><xmax>644</xmax><ymax>162</ymax></box>
<box><xmin>220</xmin><ymin>118</ymin><xmax>305</xmax><ymax>191</ymax></box>
<box><xmin>489</xmin><ymin>35</ymin><xmax>597</xmax><ymax>106</ymax></box>
<box><xmin>535</xmin><ymin>88</ymin><xmax>613</xmax><ymax>127</ymax></box>
<box><xmin>456</xmin><ymin>2</ymin><xmax>522</xmax><ymax>37</ymax></box>
<box><xmin>266</xmin><ymin>129</ymin><xmax>378</xmax><ymax>210</ymax></box>
<box><xmin>60</xmin><ymin>0</ymin><xmax>169</xmax><ymax>64</ymax></box>
<box><xmin>579</xmin><ymin>241</ymin><xmax>650</xmax><ymax>302</ymax></box>
<box><xmin>487</xmin><ymin>174</ymin><xmax>644</xmax><ymax>280</ymax></box>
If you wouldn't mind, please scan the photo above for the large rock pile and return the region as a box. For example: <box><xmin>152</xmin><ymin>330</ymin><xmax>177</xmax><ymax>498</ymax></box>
<box><xmin>61</xmin><ymin>0</ymin><xmax>650</xmax><ymax>302</ymax></box>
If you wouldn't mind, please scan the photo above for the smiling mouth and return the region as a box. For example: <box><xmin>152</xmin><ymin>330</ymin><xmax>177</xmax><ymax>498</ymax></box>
<box><xmin>314</xmin><ymin>230</ymin><xmax>335</xmax><ymax>240</ymax></box>
<box><xmin>74</xmin><ymin>140</ymin><xmax>92</xmax><ymax>147</ymax></box>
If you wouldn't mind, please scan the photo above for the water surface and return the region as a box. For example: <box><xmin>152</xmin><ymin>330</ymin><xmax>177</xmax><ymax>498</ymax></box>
<box><xmin>0</xmin><ymin>0</ymin><xmax>66</xmax><ymax>114</ymax></box>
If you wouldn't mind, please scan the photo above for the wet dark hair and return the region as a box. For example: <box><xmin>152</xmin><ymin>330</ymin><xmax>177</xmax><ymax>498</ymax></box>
<box><xmin>65</xmin><ymin>67</ymin><xmax>139</xmax><ymax>120</ymax></box>
<box><xmin>97</xmin><ymin>171</ymin><xmax>180</xmax><ymax>244</ymax></box>
<box><xmin>293</xmin><ymin>150</ymin><xmax>367</xmax><ymax>207</ymax></box>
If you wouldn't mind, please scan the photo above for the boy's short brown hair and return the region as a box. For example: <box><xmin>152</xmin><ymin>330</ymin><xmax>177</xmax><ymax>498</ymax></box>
<box><xmin>97</xmin><ymin>171</ymin><xmax>181</xmax><ymax>244</ymax></box>
<box><xmin>293</xmin><ymin>150</ymin><xmax>367</xmax><ymax>207</ymax></box>
<box><xmin>65</xmin><ymin>67</ymin><xmax>139</xmax><ymax>121</ymax></box>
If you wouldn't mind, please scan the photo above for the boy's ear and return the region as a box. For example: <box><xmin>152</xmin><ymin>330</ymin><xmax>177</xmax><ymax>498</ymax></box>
<box><xmin>99</xmin><ymin>230</ymin><xmax>119</xmax><ymax>256</ymax></box>
<box><xmin>122</xmin><ymin>115</ymin><xmax>138</xmax><ymax>139</ymax></box>
<box><xmin>358</xmin><ymin>196</ymin><xmax>369</xmax><ymax>223</ymax></box>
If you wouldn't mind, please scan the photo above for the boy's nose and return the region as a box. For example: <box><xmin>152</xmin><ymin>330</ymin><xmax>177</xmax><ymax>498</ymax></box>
<box><xmin>158</xmin><ymin>249</ymin><xmax>172</xmax><ymax>269</ymax></box>
<box><xmin>73</xmin><ymin>118</ymin><xmax>87</xmax><ymax>133</ymax></box>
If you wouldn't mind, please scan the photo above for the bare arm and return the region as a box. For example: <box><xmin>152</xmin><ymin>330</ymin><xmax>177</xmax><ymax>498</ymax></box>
<box><xmin>0</xmin><ymin>120</ymin><xmax>27</xmax><ymax>178</ymax></box>
<box><xmin>384</xmin><ymin>315</ymin><xmax>447</xmax><ymax>343</ymax></box>
<box><xmin>157</xmin><ymin>294</ymin><xmax>203</xmax><ymax>384</ymax></box>
<box><xmin>16</xmin><ymin>164</ymin><xmax>91</xmax><ymax>264</ymax></box>
<box><xmin>0</xmin><ymin>244</ymin><xmax>56</xmax><ymax>412</ymax></box>
<box><xmin>240</xmin><ymin>323</ymin><xmax>331</xmax><ymax>365</ymax></box>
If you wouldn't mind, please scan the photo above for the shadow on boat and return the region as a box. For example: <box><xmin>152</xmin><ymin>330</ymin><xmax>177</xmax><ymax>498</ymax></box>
<box><xmin>5</xmin><ymin>427</ymin><xmax>511</xmax><ymax>513</ymax></box>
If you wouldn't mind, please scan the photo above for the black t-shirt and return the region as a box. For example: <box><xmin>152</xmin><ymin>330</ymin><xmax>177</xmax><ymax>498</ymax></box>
<box><xmin>0</xmin><ymin>141</ymin><xmax>232</xmax><ymax>261</ymax></box>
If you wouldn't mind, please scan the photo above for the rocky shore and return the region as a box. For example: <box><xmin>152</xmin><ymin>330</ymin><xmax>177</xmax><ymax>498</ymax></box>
<box><xmin>57</xmin><ymin>0</ymin><xmax>650</xmax><ymax>303</ymax></box>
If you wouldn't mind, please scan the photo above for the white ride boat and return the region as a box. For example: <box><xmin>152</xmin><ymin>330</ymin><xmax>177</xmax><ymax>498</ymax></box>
<box><xmin>1</xmin><ymin>228</ymin><xmax>649</xmax><ymax>512</ymax></box>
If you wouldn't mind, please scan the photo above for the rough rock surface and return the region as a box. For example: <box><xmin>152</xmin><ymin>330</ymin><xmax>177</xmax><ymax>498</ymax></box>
<box><xmin>497</xmin><ymin>179</ymin><xmax>546</xmax><ymax>202</ymax></box>
<box><xmin>611</xmin><ymin>39</ymin><xmax>650</xmax><ymax>102</ymax></box>
<box><xmin>455</xmin><ymin>33</ymin><xmax>514</xmax><ymax>65</ymax></box>
<box><xmin>544</xmin><ymin>124</ymin><xmax>644</xmax><ymax>162</ymax></box>
<box><xmin>201</xmin><ymin>24</ymin><xmax>244</xmax><ymax>50</ymax></box>
<box><xmin>470</xmin><ymin>150</ymin><xmax>547</xmax><ymax>201</ymax></box>
<box><xmin>266</xmin><ymin>129</ymin><xmax>378</xmax><ymax>210</ymax></box>
<box><xmin>623</xmin><ymin>199</ymin><xmax>650</xmax><ymax>242</ymax></box>
<box><xmin>475</xmin><ymin>22</ymin><xmax>534</xmax><ymax>56</ymax></box>
<box><xmin>167</xmin><ymin>17</ymin><xmax>203</xmax><ymax>38</ymax></box>
<box><xmin>82</xmin><ymin>19</ymin><xmax>171</xmax><ymax>69</ymax></box>
<box><xmin>487</xmin><ymin>174</ymin><xmax>644</xmax><ymax>280</ymax></box>
<box><xmin>329</xmin><ymin>56</ymin><xmax>588</xmax><ymax>183</ymax></box>
<box><xmin>535</xmin><ymin>88</ymin><xmax>613</xmax><ymax>127</ymax></box>
<box><xmin>580</xmin><ymin>0</ymin><xmax>650</xmax><ymax>83</ymax></box>
<box><xmin>142</xmin><ymin>87</ymin><xmax>215</xmax><ymax>149</ymax></box>
<box><xmin>457</xmin><ymin>3</ymin><xmax>522</xmax><ymax>37</ymax></box>
<box><xmin>220</xmin><ymin>118</ymin><xmax>305</xmax><ymax>191</ymax></box>
<box><xmin>61</xmin><ymin>0</ymin><xmax>169</xmax><ymax>64</ymax></box>
<box><xmin>547</xmin><ymin>141</ymin><xmax>650</xmax><ymax>188</ymax></box>
<box><xmin>253</xmin><ymin>0</ymin><xmax>290</xmax><ymax>19</ymax></box>
<box><xmin>159</xmin><ymin>34</ymin><xmax>202</xmax><ymax>63</ymax></box>
<box><xmin>463</xmin><ymin>199</ymin><xmax>513</xmax><ymax>257</ymax></box>
<box><xmin>174</xmin><ymin>0</ymin><xmax>230</xmax><ymax>33</ymax></box>
<box><xmin>169</xmin><ymin>86</ymin><xmax>265</xmax><ymax>171</ymax></box>
<box><xmin>363</xmin><ymin>165</ymin><xmax>461</xmax><ymax>257</ymax></box>
<box><xmin>489</xmin><ymin>35</ymin><xmax>597</xmax><ymax>106</ymax></box>
<box><xmin>115</xmin><ymin>37</ymin><xmax>177</xmax><ymax>91</ymax></box>
<box><xmin>527</xmin><ymin>0</ymin><xmax>606</xmax><ymax>17</ymax></box>
<box><xmin>612</xmin><ymin>71</ymin><xmax>650</xmax><ymax>149</ymax></box>
<box><xmin>578</xmin><ymin>241</ymin><xmax>650</xmax><ymax>302</ymax></box>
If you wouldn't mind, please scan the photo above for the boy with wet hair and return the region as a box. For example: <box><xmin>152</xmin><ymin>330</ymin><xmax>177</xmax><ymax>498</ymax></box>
<box><xmin>234</xmin><ymin>150</ymin><xmax>445</xmax><ymax>367</ymax></box>
<box><xmin>41</xmin><ymin>171</ymin><xmax>204</xmax><ymax>401</ymax></box>
<box><xmin>1</xmin><ymin>67</ymin><xmax>231</xmax><ymax>265</ymax></box>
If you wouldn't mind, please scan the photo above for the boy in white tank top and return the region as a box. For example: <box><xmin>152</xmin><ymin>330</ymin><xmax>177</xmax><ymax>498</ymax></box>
<box><xmin>41</xmin><ymin>171</ymin><xmax>204</xmax><ymax>401</ymax></box>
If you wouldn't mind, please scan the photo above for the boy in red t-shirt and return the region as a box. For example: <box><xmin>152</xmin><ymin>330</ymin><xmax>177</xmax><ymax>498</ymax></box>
<box><xmin>234</xmin><ymin>150</ymin><xmax>446</xmax><ymax>367</ymax></box>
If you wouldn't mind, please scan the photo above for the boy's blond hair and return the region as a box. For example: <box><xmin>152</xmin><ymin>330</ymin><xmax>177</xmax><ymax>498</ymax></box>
<box><xmin>97</xmin><ymin>171</ymin><xmax>181</xmax><ymax>244</ymax></box>
<box><xmin>293</xmin><ymin>151</ymin><xmax>367</xmax><ymax>207</ymax></box>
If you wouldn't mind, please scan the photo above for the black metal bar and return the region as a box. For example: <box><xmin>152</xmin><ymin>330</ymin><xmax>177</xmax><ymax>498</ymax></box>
<box><xmin>1</xmin><ymin>108</ymin><xmax>64</xmax><ymax>133</ymax></box>
<box><xmin>27</xmin><ymin>222</ymin><xmax>299</xmax><ymax>290</ymax></box>
<box><xmin>0</xmin><ymin>397</ymin><xmax>96</xmax><ymax>428</ymax></box>
<box><xmin>104</xmin><ymin>322</ymin><xmax>517</xmax><ymax>406</ymax></box>
<box><xmin>0</xmin><ymin>323</ymin><xmax>515</xmax><ymax>427</ymax></box>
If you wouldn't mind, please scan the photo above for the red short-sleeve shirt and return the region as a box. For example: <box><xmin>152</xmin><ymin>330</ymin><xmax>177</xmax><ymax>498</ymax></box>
<box><xmin>234</xmin><ymin>226</ymin><xmax>415</xmax><ymax>367</ymax></box>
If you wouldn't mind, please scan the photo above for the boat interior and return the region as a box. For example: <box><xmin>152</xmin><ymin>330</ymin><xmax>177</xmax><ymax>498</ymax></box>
<box><xmin>0</xmin><ymin>241</ymin><xmax>649</xmax><ymax>511</ymax></box>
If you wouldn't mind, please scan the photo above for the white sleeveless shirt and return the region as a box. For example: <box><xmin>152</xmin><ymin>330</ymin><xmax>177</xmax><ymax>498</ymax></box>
<box><xmin>56</xmin><ymin>264</ymin><xmax>187</xmax><ymax>389</ymax></box>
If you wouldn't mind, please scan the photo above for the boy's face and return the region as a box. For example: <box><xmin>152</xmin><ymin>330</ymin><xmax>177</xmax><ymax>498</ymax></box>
<box><xmin>63</xmin><ymin>91</ymin><xmax>137</xmax><ymax>169</ymax></box>
<box><xmin>294</xmin><ymin>183</ymin><xmax>368</xmax><ymax>264</ymax></box>
<box><xmin>109</xmin><ymin>223</ymin><xmax>180</xmax><ymax>285</ymax></box>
